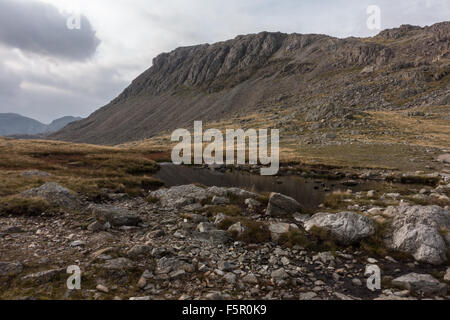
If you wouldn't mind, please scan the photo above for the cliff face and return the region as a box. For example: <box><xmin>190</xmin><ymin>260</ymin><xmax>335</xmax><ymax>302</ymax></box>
<box><xmin>52</xmin><ymin>22</ymin><xmax>450</xmax><ymax>145</ymax></box>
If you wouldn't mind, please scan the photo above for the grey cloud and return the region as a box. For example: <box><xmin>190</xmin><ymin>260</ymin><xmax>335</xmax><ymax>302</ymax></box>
<box><xmin>0</xmin><ymin>0</ymin><xmax>100</xmax><ymax>60</ymax></box>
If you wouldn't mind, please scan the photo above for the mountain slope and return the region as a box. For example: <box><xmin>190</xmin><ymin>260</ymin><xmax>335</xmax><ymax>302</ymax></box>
<box><xmin>0</xmin><ymin>113</ymin><xmax>47</xmax><ymax>136</ymax></box>
<box><xmin>51</xmin><ymin>22</ymin><xmax>450</xmax><ymax>145</ymax></box>
<box><xmin>46</xmin><ymin>116</ymin><xmax>83</xmax><ymax>133</ymax></box>
<box><xmin>0</xmin><ymin>114</ymin><xmax>82</xmax><ymax>136</ymax></box>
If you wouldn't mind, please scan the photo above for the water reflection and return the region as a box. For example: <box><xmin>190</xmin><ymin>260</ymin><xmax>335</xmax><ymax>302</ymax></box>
<box><xmin>155</xmin><ymin>164</ymin><xmax>373</xmax><ymax>209</ymax></box>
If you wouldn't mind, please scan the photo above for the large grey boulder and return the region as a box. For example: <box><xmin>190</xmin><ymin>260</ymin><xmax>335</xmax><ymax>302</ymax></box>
<box><xmin>304</xmin><ymin>212</ymin><xmax>375</xmax><ymax>245</ymax></box>
<box><xmin>91</xmin><ymin>205</ymin><xmax>142</xmax><ymax>227</ymax></box>
<box><xmin>266</xmin><ymin>193</ymin><xmax>304</xmax><ymax>217</ymax></box>
<box><xmin>392</xmin><ymin>273</ymin><xmax>447</xmax><ymax>296</ymax></box>
<box><xmin>21</xmin><ymin>182</ymin><xmax>80</xmax><ymax>210</ymax></box>
<box><xmin>150</xmin><ymin>185</ymin><xmax>208</xmax><ymax>207</ymax></box>
<box><xmin>149</xmin><ymin>184</ymin><xmax>258</xmax><ymax>208</ymax></box>
<box><xmin>384</xmin><ymin>205</ymin><xmax>450</xmax><ymax>265</ymax></box>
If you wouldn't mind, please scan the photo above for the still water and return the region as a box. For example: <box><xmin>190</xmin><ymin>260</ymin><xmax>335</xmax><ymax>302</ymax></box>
<box><xmin>155</xmin><ymin>164</ymin><xmax>380</xmax><ymax>209</ymax></box>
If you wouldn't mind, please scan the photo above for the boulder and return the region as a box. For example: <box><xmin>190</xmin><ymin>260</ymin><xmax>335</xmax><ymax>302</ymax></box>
<box><xmin>149</xmin><ymin>185</ymin><xmax>208</xmax><ymax>208</ymax></box>
<box><xmin>228</xmin><ymin>222</ymin><xmax>246</xmax><ymax>237</ymax></box>
<box><xmin>91</xmin><ymin>205</ymin><xmax>142</xmax><ymax>227</ymax></box>
<box><xmin>392</xmin><ymin>273</ymin><xmax>447</xmax><ymax>296</ymax></box>
<box><xmin>21</xmin><ymin>182</ymin><xmax>80</xmax><ymax>210</ymax></box>
<box><xmin>211</xmin><ymin>196</ymin><xmax>229</xmax><ymax>205</ymax></box>
<box><xmin>149</xmin><ymin>185</ymin><xmax>257</xmax><ymax>208</ymax></box>
<box><xmin>271</xmin><ymin>268</ymin><xmax>289</xmax><ymax>281</ymax></box>
<box><xmin>304</xmin><ymin>212</ymin><xmax>375</xmax><ymax>245</ymax></box>
<box><xmin>194</xmin><ymin>230</ymin><xmax>230</xmax><ymax>244</ymax></box>
<box><xmin>268</xmin><ymin>223</ymin><xmax>298</xmax><ymax>241</ymax></box>
<box><xmin>245</xmin><ymin>198</ymin><xmax>261</xmax><ymax>209</ymax></box>
<box><xmin>22</xmin><ymin>268</ymin><xmax>65</xmax><ymax>284</ymax></box>
<box><xmin>266</xmin><ymin>193</ymin><xmax>303</xmax><ymax>217</ymax></box>
<box><xmin>437</xmin><ymin>154</ymin><xmax>450</xmax><ymax>164</ymax></box>
<box><xmin>127</xmin><ymin>245</ymin><xmax>151</xmax><ymax>259</ymax></box>
<box><xmin>0</xmin><ymin>261</ymin><xmax>23</xmax><ymax>276</ymax></box>
<box><xmin>214</xmin><ymin>213</ymin><xmax>226</xmax><ymax>225</ymax></box>
<box><xmin>385</xmin><ymin>205</ymin><xmax>450</xmax><ymax>265</ymax></box>
<box><xmin>197</xmin><ymin>222</ymin><xmax>217</xmax><ymax>233</ymax></box>
<box><xmin>444</xmin><ymin>268</ymin><xmax>450</xmax><ymax>282</ymax></box>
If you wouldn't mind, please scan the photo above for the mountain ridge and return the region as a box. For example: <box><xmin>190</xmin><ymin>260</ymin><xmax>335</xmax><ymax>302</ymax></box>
<box><xmin>51</xmin><ymin>21</ymin><xmax>450</xmax><ymax>145</ymax></box>
<box><xmin>0</xmin><ymin>113</ymin><xmax>82</xmax><ymax>136</ymax></box>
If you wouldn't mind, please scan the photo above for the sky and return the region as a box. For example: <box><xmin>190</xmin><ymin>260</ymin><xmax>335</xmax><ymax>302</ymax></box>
<box><xmin>0</xmin><ymin>0</ymin><xmax>448</xmax><ymax>123</ymax></box>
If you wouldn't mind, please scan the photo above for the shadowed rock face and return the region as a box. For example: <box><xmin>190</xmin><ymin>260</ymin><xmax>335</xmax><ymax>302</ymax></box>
<box><xmin>51</xmin><ymin>22</ymin><xmax>450</xmax><ymax>145</ymax></box>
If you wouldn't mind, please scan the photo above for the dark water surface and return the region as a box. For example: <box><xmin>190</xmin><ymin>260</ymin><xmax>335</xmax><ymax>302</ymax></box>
<box><xmin>155</xmin><ymin>164</ymin><xmax>383</xmax><ymax>209</ymax></box>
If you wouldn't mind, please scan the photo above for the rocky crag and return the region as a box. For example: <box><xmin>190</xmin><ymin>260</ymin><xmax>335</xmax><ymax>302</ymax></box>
<box><xmin>51</xmin><ymin>22</ymin><xmax>450</xmax><ymax>145</ymax></box>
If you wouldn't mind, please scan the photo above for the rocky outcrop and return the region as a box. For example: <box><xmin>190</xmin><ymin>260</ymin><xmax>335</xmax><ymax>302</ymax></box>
<box><xmin>304</xmin><ymin>212</ymin><xmax>375</xmax><ymax>245</ymax></box>
<box><xmin>384</xmin><ymin>205</ymin><xmax>450</xmax><ymax>265</ymax></box>
<box><xmin>21</xmin><ymin>182</ymin><xmax>80</xmax><ymax>210</ymax></box>
<box><xmin>266</xmin><ymin>193</ymin><xmax>304</xmax><ymax>217</ymax></box>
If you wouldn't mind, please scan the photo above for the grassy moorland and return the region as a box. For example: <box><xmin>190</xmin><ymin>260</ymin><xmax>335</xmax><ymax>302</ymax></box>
<box><xmin>0</xmin><ymin>138</ymin><xmax>168</xmax><ymax>202</ymax></box>
<box><xmin>122</xmin><ymin>105</ymin><xmax>450</xmax><ymax>172</ymax></box>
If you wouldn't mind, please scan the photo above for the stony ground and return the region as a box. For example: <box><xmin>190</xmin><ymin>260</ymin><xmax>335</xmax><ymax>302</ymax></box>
<box><xmin>1</xmin><ymin>166</ymin><xmax>450</xmax><ymax>300</ymax></box>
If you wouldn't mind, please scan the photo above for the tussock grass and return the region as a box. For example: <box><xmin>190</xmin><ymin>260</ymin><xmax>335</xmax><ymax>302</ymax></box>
<box><xmin>323</xmin><ymin>191</ymin><xmax>352</xmax><ymax>209</ymax></box>
<box><xmin>0</xmin><ymin>196</ymin><xmax>52</xmax><ymax>216</ymax></box>
<box><xmin>204</xmin><ymin>205</ymin><xmax>242</xmax><ymax>217</ymax></box>
<box><xmin>217</xmin><ymin>216</ymin><xmax>271</xmax><ymax>244</ymax></box>
<box><xmin>279</xmin><ymin>226</ymin><xmax>339</xmax><ymax>252</ymax></box>
<box><xmin>0</xmin><ymin>138</ymin><xmax>164</xmax><ymax>199</ymax></box>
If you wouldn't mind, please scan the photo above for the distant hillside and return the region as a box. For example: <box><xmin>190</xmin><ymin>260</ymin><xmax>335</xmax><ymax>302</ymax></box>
<box><xmin>51</xmin><ymin>21</ymin><xmax>450</xmax><ymax>145</ymax></box>
<box><xmin>0</xmin><ymin>113</ymin><xmax>82</xmax><ymax>136</ymax></box>
<box><xmin>46</xmin><ymin>116</ymin><xmax>83</xmax><ymax>133</ymax></box>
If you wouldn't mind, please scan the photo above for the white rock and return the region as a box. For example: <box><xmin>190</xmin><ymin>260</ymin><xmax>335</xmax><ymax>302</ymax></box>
<box><xmin>304</xmin><ymin>212</ymin><xmax>375</xmax><ymax>245</ymax></box>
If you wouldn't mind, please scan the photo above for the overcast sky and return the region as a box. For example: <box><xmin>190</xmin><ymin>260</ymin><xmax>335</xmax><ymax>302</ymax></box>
<box><xmin>0</xmin><ymin>0</ymin><xmax>448</xmax><ymax>123</ymax></box>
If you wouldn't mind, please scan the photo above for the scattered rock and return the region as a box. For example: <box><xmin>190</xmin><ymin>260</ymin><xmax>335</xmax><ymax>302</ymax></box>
<box><xmin>228</xmin><ymin>222</ymin><xmax>246</xmax><ymax>236</ymax></box>
<box><xmin>299</xmin><ymin>292</ymin><xmax>318</xmax><ymax>300</ymax></box>
<box><xmin>96</xmin><ymin>284</ymin><xmax>109</xmax><ymax>293</ymax></box>
<box><xmin>197</xmin><ymin>222</ymin><xmax>217</xmax><ymax>233</ymax></box>
<box><xmin>127</xmin><ymin>245</ymin><xmax>151</xmax><ymax>259</ymax></box>
<box><xmin>224</xmin><ymin>273</ymin><xmax>237</xmax><ymax>284</ymax></box>
<box><xmin>22</xmin><ymin>268</ymin><xmax>65</xmax><ymax>284</ymax></box>
<box><xmin>0</xmin><ymin>261</ymin><xmax>23</xmax><ymax>276</ymax></box>
<box><xmin>101</xmin><ymin>258</ymin><xmax>135</xmax><ymax>270</ymax></box>
<box><xmin>242</xmin><ymin>273</ymin><xmax>258</xmax><ymax>284</ymax></box>
<box><xmin>245</xmin><ymin>198</ymin><xmax>261</xmax><ymax>209</ymax></box>
<box><xmin>271</xmin><ymin>268</ymin><xmax>289</xmax><ymax>281</ymax></box>
<box><xmin>91</xmin><ymin>205</ymin><xmax>142</xmax><ymax>227</ymax></box>
<box><xmin>392</xmin><ymin>273</ymin><xmax>447</xmax><ymax>296</ymax></box>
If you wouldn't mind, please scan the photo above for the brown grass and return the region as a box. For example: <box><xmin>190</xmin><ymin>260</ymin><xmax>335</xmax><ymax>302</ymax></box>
<box><xmin>0</xmin><ymin>138</ymin><xmax>163</xmax><ymax>200</ymax></box>
<box><xmin>0</xmin><ymin>196</ymin><xmax>52</xmax><ymax>216</ymax></box>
